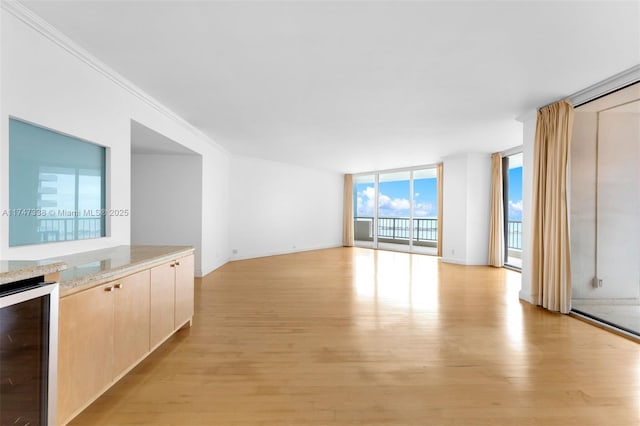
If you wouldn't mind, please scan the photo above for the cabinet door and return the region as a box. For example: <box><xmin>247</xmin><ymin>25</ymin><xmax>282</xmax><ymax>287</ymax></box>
<box><xmin>150</xmin><ymin>262</ymin><xmax>175</xmax><ymax>349</ymax></box>
<box><xmin>58</xmin><ymin>284</ymin><xmax>114</xmax><ymax>424</ymax></box>
<box><xmin>113</xmin><ymin>270</ymin><xmax>151</xmax><ymax>378</ymax></box>
<box><xmin>174</xmin><ymin>254</ymin><xmax>195</xmax><ymax>328</ymax></box>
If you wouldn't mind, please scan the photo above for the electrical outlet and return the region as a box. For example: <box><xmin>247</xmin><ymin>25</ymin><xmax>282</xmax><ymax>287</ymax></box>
<box><xmin>592</xmin><ymin>277</ymin><xmax>603</xmax><ymax>288</ymax></box>
<box><xmin>232</xmin><ymin>249</ymin><xmax>238</xmax><ymax>255</ymax></box>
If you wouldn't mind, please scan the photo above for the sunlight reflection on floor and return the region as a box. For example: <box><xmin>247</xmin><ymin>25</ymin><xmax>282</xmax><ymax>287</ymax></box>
<box><xmin>353</xmin><ymin>249</ymin><xmax>439</xmax><ymax>313</ymax></box>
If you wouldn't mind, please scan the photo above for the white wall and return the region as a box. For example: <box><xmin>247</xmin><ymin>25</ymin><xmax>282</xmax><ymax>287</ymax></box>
<box><xmin>441</xmin><ymin>155</ymin><xmax>468</xmax><ymax>263</ymax></box>
<box><xmin>519</xmin><ymin>114</ymin><xmax>536</xmax><ymax>304</ymax></box>
<box><xmin>202</xmin><ymin>148</ymin><xmax>230</xmax><ymax>273</ymax></box>
<box><xmin>131</xmin><ymin>154</ymin><xmax>203</xmax><ymax>274</ymax></box>
<box><xmin>442</xmin><ymin>153</ymin><xmax>491</xmax><ymax>265</ymax></box>
<box><xmin>465</xmin><ymin>155</ymin><xmax>492</xmax><ymax>265</ymax></box>
<box><xmin>0</xmin><ymin>6</ymin><xmax>230</xmax><ymax>274</ymax></box>
<box><xmin>1</xmin><ymin>8</ymin><xmax>129</xmax><ymax>259</ymax></box>
<box><xmin>229</xmin><ymin>156</ymin><xmax>343</xmax><ymax>260</ymax></box>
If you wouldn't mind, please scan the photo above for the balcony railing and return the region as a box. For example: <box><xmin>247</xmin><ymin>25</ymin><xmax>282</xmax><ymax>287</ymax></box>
<box><xmin>355</xmin><ymin>217</ymin><xmax>523</xmax><ymax>251</ymax></box>
<box><xmin>378</xmin><ymin>217</ymin><xmax>438</xmax><ymax>242</ymax></box>
<box><xmin>37</xmin><ymin>217</ymin><xmax>103</xmax><ymax>242</ymax></box>
<box><xmin>507</xmin><ymin>220</ymin><xmax>522</xmax><ymax>250</ymax></box>
<box><xmin>354</xmin><ymin>217</ymin><xmax>437</xmax><ymax>243</ymax></box>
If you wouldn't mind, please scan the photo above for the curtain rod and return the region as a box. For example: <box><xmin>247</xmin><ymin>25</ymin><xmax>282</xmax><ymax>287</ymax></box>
<box><xmin>538</xmin><ymin>64</ymin><xmax>640</xmax><ymax>111</ymax></box>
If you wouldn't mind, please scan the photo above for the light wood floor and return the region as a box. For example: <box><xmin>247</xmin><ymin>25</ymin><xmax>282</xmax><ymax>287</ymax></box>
<box><xmin>69</xmin><ymin>248</ymin><xmax>640</xmax><ymax>425</ymax></box>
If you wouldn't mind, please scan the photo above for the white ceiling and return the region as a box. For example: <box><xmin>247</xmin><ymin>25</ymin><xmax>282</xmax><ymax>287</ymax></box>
<box><xmin>19</xmin><ymin>1</ymin><xmax>640</xmax><ymax>173</ymax></box>
<box><xmin>131</xmin><ymin>121</ymin><xmax>198</xmax><ymax>156</ymax></box>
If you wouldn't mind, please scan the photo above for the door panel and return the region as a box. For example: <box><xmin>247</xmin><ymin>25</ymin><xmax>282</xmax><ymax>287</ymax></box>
<box><xmin>113</xmin><ymin>270</ymin><xmax>150</xmax><ymax>377</ymax></box>
<box><xmin>150</xmin><ymin>263</ymin><xmax>175</xmax><ymax>348</ymax></box>
<box><xmin>353</xmin><ymin>175</ymin><xmax>376</xmax><ymax>248</ymax></box>
<box><xmin>175</xmin><ymin>254</ymin><xmax>195</xmax><ymax>328</ymax></box>
<box><xmin>378</xmin><ymin>171</ymin><xmax>410</xmax><ymax>251</ymax></box>
<box><xmin>411</xmin><ymin>169</ymin><xmax>438</xmax><ymax>255</ymax></box>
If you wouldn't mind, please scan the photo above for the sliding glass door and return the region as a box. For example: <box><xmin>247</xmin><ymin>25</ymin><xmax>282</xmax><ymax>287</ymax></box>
<box><xmin>504</xmin><ymin>153</ymin><xmax>523</xmax><ymax>268</ymax></box>
<box><xmin>354</xmin><ymin>174</ymin><xmax>376</xmax><ymax>248</ymax></box>
<box><xmin>378</xmin><ymin>172</ymin><xmax>411</xmax><ymax>251</ymax></box>
<box><xmin>571</xmin><ymin>82</ymin><xmax>640</xmax><ymax>335</ymax></box>
<box><xmin>353</xmin><ymin>167</ymin><xmax>439</xmax><ymax>255</ymax></box>
<box><xmin>411</xmin><ymin>169</ymin><xmax>438</xmax><ymax>255</ymax></box>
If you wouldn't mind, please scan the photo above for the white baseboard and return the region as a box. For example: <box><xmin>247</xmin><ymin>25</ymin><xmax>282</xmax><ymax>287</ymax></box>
<box><xmin>441</xmin><ymin>257</ymin><xmax>466</xmax><ymax>265</ymax></box>
<box><xmin>442</xmin><ymin>257</ymin><xmax>492</xmax><ymax>266</ymax></box>
<box><xmin>229</xmin><ymin>243</ymin><xmax>344</xmax><ymax>262</ymax></box>
<box><xmin>519</xmin><ymin>290</ymin><xmax>536</xmax><ymax>305</ymax></box>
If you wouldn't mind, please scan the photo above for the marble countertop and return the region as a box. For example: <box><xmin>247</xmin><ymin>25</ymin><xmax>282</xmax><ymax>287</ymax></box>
<box><xmin>0</xmin><ymin>245</ymin><xmax>193</xmax><ymax>295</ymax></box>
<box><xmin>49</xmin><ymin>245</ymin><xmax>194</xmax><ymax>294</ymax></box>
<box><xmin>0</xmin><ymin>260</ymin><xmax>67</xmax><ymax>285</ymax></box>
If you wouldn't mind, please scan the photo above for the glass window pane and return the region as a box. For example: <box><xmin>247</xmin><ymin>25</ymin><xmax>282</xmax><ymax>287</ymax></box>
<box><xmin>353</xmin><ymin>175</ymin><xmax>375</xmax><ymax>244</ymax></box>
<box><xmin>9</xmin><ymin>118</ymin><xmax>106</xmax><ymax>246</ymax></box>
<box><xmin>571</xmin><ymin>85</ymin><xmax>640</xmax><ymax>335</ymax></box>
<box><xmin>378</xmin><ymin>171</ymin><xmax>410</xmax><ymax>247</ymax></box>
<box><xmin>506</xmin><ymin>153</ymin><xmax>523</xmax><ymax>268</ymax></box>
<box><xmin>412</xmin><ymin>168</ymin><xmax>438</xmax><ymax>254</ymax></box>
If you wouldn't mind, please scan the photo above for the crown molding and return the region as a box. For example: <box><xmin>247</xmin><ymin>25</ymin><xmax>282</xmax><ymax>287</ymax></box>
<box><xmin>1</xmin><ymin>0</ymin><xmax>229</xmax><ymax>155</ymax></box>
<box><xmin>515</xmin><ymin>64</ymin><xmax>640</xmax><ymax>122</ymax></box>
<box><xmin>569</xmin><ymin>64</ymin><xmax>640</xmax><ymax>107</ymax></box>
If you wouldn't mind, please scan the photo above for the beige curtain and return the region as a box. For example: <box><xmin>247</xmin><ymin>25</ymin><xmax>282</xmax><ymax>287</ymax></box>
<box><xmin>342</xmin><ymin>174</ymin><xmax>354</xmax><ymax>247</ymax></box>
<box><xmin>436</xmin><ymin>163</ymin><xmax>443</xmax><ymax>257</ymax></box>
<box><xmin>488</xmin><ymin>153</ymin><xmax>504</xmax><ymax>267</ymax></box>
<box><xmin>532</xmin><ymin>100</ymin><xmax>574</xmax><ymax>313</ymax></box>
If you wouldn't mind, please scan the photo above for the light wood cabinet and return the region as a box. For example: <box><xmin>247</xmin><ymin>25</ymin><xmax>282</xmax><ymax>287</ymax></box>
<box><xmin>150</xmin><ymin>254</ymin><xmax>194</xmax><ymax>349</ymax></box>
<box><xmin>58</xmin><ymin>254</ymin><xmax>194</xmax><ymax>425</ymax></box>
<box><xmin>113</xmin><ymin>270</ymin><xmax>150</xmax><ymax>377</ymax></box>
<box><xmin>174</xmin><ymin>254</ymin><xmax>195</xmax><ymax>328</ymax></box>
<box><xmin>150</xmin><ymin>262</ymin><xmax>175</xmax><ymax>349</ymax></box>
<box><xmin>58</xmin><ymin>282</ymin><xmax>115</xmax><ymax>424</ymax></box>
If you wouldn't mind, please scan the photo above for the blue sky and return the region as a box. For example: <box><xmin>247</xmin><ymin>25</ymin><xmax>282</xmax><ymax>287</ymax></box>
<box><xmin>355</xmin><ymin>167</ymin><xmax>522</xmax><ymax>221</ymax></box>
<box><xmin>355</xmin><ymin>178</ymin><xmax>437</xmax><ymax>218</ymax></box>
<box><xmin>508</xmin><ymin>166</ymin><xmax>522</xmax><ymax>221</ymax></box>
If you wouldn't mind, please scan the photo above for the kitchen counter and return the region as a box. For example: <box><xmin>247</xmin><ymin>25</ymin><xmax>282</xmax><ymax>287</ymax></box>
<box><xmin>0</xmin><ymin>259</ymin><xmax>67</xmax><ymax>285</ymax></box>
<box><xmin>46</xmin><ymin>245</ymin><xmax>194</xmax><ymax>296</ymax></box>
<box><xmin>0</xmin><ymin>245</ymin><xmax>194</xmax><ymax>295</ymax></box>
<box><xmin>54</xmin><ymin>245</ymin><xmax>195</xmax><ymax>423</ymax></box>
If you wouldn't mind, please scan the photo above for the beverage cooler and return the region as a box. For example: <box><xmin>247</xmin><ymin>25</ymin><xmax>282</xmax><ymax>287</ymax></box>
<box><xmin>0</xmin><ymin>277</ymin><xmax>59</xmax><ymax>426</ymax></box>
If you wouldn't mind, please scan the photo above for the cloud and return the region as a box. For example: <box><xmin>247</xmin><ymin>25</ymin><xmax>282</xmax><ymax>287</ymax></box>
<box><xmin>356</xmin><ymin>186</ymin><xmax>376</xmax><ymax>216</ymax></box>
<box><xmin>508</xmin><ymin>200</ymin><xmax>523</xmax><ymax>221</ymax></box>
<box><xmin>363</xmin><ymin>186</ymin><xmax>375</xmax><ymax>200</ymax></box>
<box><xmin>356</xmin><ymin>186</ymin><xmax>436</xmax><ymax>218</ymax></box>
<box><xmin>509</xmin><ymin>200</ymin><xmax>522</xmax><ymax>211</ymax></box>
<box><xmin>413</xmin><ymin>202</ymin><xmax>435</xmax><ymax>217</ymax></box>
<box><xmin>378</xmin><ymin>194</ymin><xmax>410</xmax><ymax>213</ymax></box>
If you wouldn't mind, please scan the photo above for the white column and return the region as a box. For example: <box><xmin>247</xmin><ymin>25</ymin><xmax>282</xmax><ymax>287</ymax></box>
<box><xmin>519</xmin><ymin>112</ymin><xmax>536</xmax><ymax>304</ymax></box>
<box><xmin>442</xmin><ymin>153</ymin><xmax>491</xmax><ymax>265</ymax></box>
